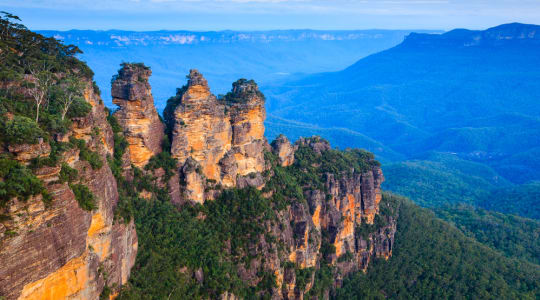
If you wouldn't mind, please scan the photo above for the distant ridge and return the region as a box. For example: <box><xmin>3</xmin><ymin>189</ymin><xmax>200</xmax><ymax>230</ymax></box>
<box><xmin>38</xmin><ymin>28</ymin><xmax>441</xmax><ymax>109</ymax></box>
<box><xmin>403</xmin><ymin>23</ymin><xmax>540</xmax><ymax>47</ymax></box>
<box><xmin>38</xmin><ymin>29</ymin><xmax>442</xmax><ymax>47</ymax></box>
<box><xmin>264</xmin><ymin>22</ymin><xmax>540</xmax><ymax>185</ymax></box>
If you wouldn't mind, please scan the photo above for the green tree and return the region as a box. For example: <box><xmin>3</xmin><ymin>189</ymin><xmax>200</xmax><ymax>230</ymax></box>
<box><xmin>58</xmin><ymin>76</ymin><xmax>85</xmax><ymax>120</ymax></box>
<box><xmin>26</xmin><ymin>62</ymin><xmax>54</xmax><ymax>123</ymax></box>
<box><xmin>2</xmin><ymin>115</ymin><xmax>44</xmax><ymax>145</ymax></box>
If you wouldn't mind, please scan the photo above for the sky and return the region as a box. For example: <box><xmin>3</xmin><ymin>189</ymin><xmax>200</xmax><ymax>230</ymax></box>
<box><xmin>1</xmin><ymin>0</ymin><xmax>539</xmax><ymax>31</ymax></box>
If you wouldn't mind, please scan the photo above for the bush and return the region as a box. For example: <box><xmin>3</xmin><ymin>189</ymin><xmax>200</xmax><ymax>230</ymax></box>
<box><xmin>92</xmin><ymin>81</ymin><xmax>101</xmax><ymax>96</ymax></box>
<box><xmin>0</xmin><ymin>158</ymin><xmax>46</xmax><ymax>207</ymax></box>
<box><xmin>145</xmin><ymin>151</ymin><xmax>178</xmax><ymax>180</ymax></box>
<box><xmin>70</xmin><ymin>183</ymin><xmax>97</xmax><ymax>211</ymax></box>
<box><xmin>70</xmin><ymin>137</ymin><xmax>103</xmax><ymax>169</ymax></box>
<box><xmin>66</xmin><ymin>98</ymin><xmax>92</xmax><ymax>119</ymax></box>
<box><xmin>59</xmin><ymin>163</ymin><xmax>78</xmax><ymax>183</ymax></box>
<box><xmin>2</xmin><ymin>115</ymin><xmax>44</xmax><ymax>145</ymax></box>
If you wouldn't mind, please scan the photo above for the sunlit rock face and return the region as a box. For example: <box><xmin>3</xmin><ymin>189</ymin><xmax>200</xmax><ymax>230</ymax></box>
<box><xmin>0</xmin><ymin>82</ymin><xmax>137</xmax><ymax>300</ymax></box>
<box><xmin>271</xmin><ymin>134</ymin><xmax>295</xmax><ymax>167</ymax></box>
<box><xmin>165</xmin><ymin>70</ymin><xmax>266</xmax><ymax>203</ymax></box>
<box><xmin>112</xmin><ymin>63</ymin><xmax>164</xmax><ymax>168</ymax></box>
<box><xmin>235</xmin><ymin>137</ymin><xmax>395</xmax><ymax>298</ymax></box>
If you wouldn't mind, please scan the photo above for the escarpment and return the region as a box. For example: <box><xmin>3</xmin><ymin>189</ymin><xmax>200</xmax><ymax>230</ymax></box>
<box><xmin>0</xmin><ymin>19</ymin><xmax>397</xmax><ymax>298</ymax></box>
<box><xmin>1</xmin><ymin>62</ymin><xmax>396</xmax><ymax>299</ymax></box>
<box><xmin>0</xmin><ymin>79</ymin><xmax>137</xmax><ymax>300</ymax></box>
<box><xmin>155</xmin><ymin>71</ymin><xmax>396</xmax><ymax>298</ymax></box>
<box><xmin>112</xmin><ymin>63</ymin><xmax>164</xmax><ymax>168</ymax></box>
<box><xmin>250</xmin><ymin>137</ymin><xmax>396</xmax><ymax>298</ymax></box>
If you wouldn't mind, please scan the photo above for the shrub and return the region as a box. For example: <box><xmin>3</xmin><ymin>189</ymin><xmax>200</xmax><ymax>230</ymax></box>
<box><xmin>70</xmin><ymin>137</ymin><xmax>103</xmax><ymax>169</ymax></box>
<box><xmin>145</xmin><ymin>151</ymin><xmax>178</xmax><ymax>180</ymax></box>
<box><xmin>66</xmin><ymin>98</ymin><xmax>92</xmax><ymax>119</ymax></box>
<box><xmin>0</xmin><ymin>158</ymin><xmax>46</xmax><ymax>207</ymax></box>
<box><xmin>2</xmin><ymin>115</ymin><xmax>44</xmax><ymax>145</ymax></box>
<box><xmin>59</xmin><ymin>163</ymin><xmax>78</xmax><ymax>183</ymax></box>
<box><xmin>70</xmin><ymin>183</ymin><xmax>97</xmax><ymax>211</ymax></box>
<box><xmin>92</xmin><ymin>81</ymin><xmax>101</xmax><ymax>96</ymax></box>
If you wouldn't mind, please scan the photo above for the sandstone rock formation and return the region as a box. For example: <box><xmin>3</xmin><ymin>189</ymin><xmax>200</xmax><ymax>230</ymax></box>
<box><xmin>205</xmin><ymin>136</ymin><xmax>394</xmax><ymax>299</ymax></box>
<box><xmin>265</xmin><ymin>137</ymin><xmax>395</xmax><ymax>297</ymax></box>
<box><xmin>271</xmin><ymin>134</ymin><xmax>295</xmax><ymax>167</ymax></box>
<box><xmin>1</xmin><ymin>65</ymin><xmax>394</xmax><ymax>300</ymax></box>
<box><xmin>112</xmin><ymin>63</ymin><xmax>164</xmax><ymax>168</ymax></box>
<box><xmin>0</xmin><ymin>82</ymin><xmax>137</xmax><ymax>300</ymax></box>
<box><xmin>164</xmin><ymin>70</ymin><xmax>266</xmax><ymax>203</ymax></box>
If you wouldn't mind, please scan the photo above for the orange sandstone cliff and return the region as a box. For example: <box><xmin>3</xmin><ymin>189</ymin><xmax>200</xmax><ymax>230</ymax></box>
<box><xmin>1</xmin><ymin>65</ymin><xmax>394</xmax><ymax>299</ymax></box>
<box><xmin>164</xmin><ymin>70</ymin><xmax>266</xmax><ymax>203</ymax></box>
<box><xmin>0</xmin><ymin>82</ymin><xmax>137</xmax><ymax>300</ymax></box>
<box><xmin>112</xmin><ymin>63</ymin><xmax>164</xmax><ymax>168</ymax></box>
<box><xmin>159</xmin><ymin>71</ymin><xmax>395</xmax><ymax>298</ymax></box>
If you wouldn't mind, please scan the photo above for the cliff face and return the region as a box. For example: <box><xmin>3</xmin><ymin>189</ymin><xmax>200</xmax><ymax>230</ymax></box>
<box><xmin>264</xmin><ymin>137</ymin><xmax>395</xmax><ymax>298</ymax></box>
<box><xmin>112</xmin><ymin>63</ymin><xmax>164</xmax><ymax>168</ymax></box>
<box><xmin>0</xmin><ymin>83</ymin><xmax>137</xmax><ymax>300</ymax></box>
<box><xmin>1</xmin><ymin>19</ymin><xmax>397</xmax><ymax>300</ymax></box>
<box><xmin>162</xmin><ymin>73</ymin><xmax>396</xmax><ymax>298</ymax></box>
<box><xmin>165</xmin><ymin>70</ymin><xmax>266</xmax><ymax>203</ymax></box>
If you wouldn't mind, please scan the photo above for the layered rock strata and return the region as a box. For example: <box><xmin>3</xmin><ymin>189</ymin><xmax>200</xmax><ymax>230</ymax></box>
<box><xmin>165</xmin><ymin>70</ymin><xmax>266</xmax><ymax>203</ymax></box>
<box><xmin>0</xmin><ymin>82</ymin><xmax>137</xmax><ymax>300</ymax></box>
<box><xmin>112</xmin><ymin>63</ymin><xmax>164</xmax><ymax>168</ymax></box>
<box><xmin>268</xmin><ymin>138</ymin><xmax>395</xmax><ymax>298</ymax></box>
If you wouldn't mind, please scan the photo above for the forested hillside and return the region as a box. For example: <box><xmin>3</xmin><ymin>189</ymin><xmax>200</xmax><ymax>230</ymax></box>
<box><xmin>435</xmin><ymin>205</ymin><xmax>540</xmax><ymax>265</ymax></box>
<box><xmin>336</xmin><ymin>196</ymin><xmax>540</xmax><ymax>299</ymax></box>
<box><xmin>265</xmin><ymin>23</ymin><xmax>540</xmax><ymax>188</ymax></box>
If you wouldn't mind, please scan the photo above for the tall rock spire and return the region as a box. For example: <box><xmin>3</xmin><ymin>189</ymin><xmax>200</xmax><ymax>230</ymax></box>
<box><xmin>111</xmin><ymin>63</ymin><xmax>164</xmax><ymax>168</ymax></box>
<box><xmin>164</xmin><ymin>71</ymin><xmax>266</xmax><ymax>203</ymax></box>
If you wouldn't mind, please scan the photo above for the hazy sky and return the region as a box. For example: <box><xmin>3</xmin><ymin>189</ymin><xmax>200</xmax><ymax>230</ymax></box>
<box><xmin>2</xmin><ymin>0</ymin><xmax>539</xmax><ymax>31</ymax></box>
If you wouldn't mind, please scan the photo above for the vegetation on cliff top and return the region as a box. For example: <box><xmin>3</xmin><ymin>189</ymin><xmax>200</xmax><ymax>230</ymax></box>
<box><xmin>0</xmin><ymin>12</ymin><xmax>93</xmax><ymax>133</ymax></box>
<box><xmin>0</xmin><ymin>13</ymin><xmax>100</xmax><ymax>208</ymax></box>
<box><xmin>221</xmin><ymin>78</ymin><xmax>265</xmax><ymax>104</ymax></box>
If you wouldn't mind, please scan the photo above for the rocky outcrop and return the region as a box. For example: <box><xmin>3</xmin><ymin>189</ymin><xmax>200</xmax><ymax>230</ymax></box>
<box><xmin>264</xmin><ymin>137</ymin><xmax>395</xmax><ymax>298</ymax></box>
<box><xmin>0</xmin><ymin>64</ymin><xmax>395</xmax><ymax>300</ymax></box>
<box><xmin>0</xmin><ymin>82</ymin><xmax>137</xmax><ymax>300</ymax></box>
<box><xmin>165</xmin><ymin>70</ymin><xmax>266</xmax><ymax>203</ymax></box>
<box><xmin>7</xmin><ymin>139</ymin><xmax>51</xmax><ymax>163</ymax></box>
<box><xmin>112</xmin><ymin>63</ymin><xmax>164</xmax><ymax>168</ymax></box>
<box><xmin>164</xmin><ymin>71</ymin><xmax>394</xmax><ymax>298</ymax></box>
<box><xmin>271</xmin><ymin>134</ymin><xmax>295</xmax><ymax>167</ymax></box>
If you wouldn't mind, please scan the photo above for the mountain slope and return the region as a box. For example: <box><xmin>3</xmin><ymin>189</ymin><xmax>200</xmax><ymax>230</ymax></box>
<box><xmin>265</xmin><ymin>23</ymin><xmax>540</xmax><ymax>184</ymax></box>
<box><xmin>336</xmin><ymin>196</ymin><xmax>540</xmax><ymax>299</ymax></box>
<box><xmin>479</xmin><ymin>181</ymin><xmax>540</xmax><ymax>220</ymax></box>
<box><xmin>382</xmin><ymin>153</ymin><xmax>500</xmax><ymax>207</ymax></box>
<box><xmin>435</xmin><ymin>205</ymin><xmax>540</xmax><ymax>265</ymax></box>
